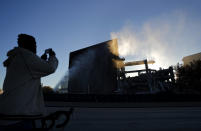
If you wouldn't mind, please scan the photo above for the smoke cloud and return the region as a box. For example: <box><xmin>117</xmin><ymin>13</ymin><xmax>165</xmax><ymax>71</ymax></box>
<box><xmin>69</xmin><ymin>49</ymin><xmax>95</xmax><ymax>79</ymax></box>
<box><xmin>55</xmin><ymin>50</ymin><xmax>95</xmax><ymax>92</ymax></box>
<box><xmin>55</xmin><ymin>11</ymin><xmax>201</xmax><ymax>90</ymax></box>
<box><xmin>54</xmin><ymin>72</ymin><xmax>69</xmax><ymax>92</ymax></box>
<box><xmin>111</xmin><ymin>11</ymin><xmax>201</xmax><ymax>70</ymax></box>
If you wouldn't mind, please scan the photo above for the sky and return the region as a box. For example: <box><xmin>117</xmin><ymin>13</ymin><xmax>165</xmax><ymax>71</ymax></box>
<box><xmin>0</xmin><ymin>0</ymin><xmax>201</xmax><ymax>89</ymax></box>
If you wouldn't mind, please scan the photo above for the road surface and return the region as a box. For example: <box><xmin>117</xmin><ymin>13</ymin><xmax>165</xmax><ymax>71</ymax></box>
<box><xmin>46</xmin><ymin>106</ymin><xmax>201</xmax><ymax>131</ymax></box>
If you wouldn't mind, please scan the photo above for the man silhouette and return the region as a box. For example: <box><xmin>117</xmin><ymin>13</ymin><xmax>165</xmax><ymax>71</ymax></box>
<box><xmin>0</xmin><ymin>34</ymin><xmax>58</xmax><ymax>127</ymax></box>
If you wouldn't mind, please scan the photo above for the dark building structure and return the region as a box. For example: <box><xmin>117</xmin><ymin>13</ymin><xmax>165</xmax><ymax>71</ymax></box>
<box><xmin>67</xmin><ymin>39</ymin><xmax>175</xmax><ymax>95</ymax></box>
<box><xmin>68</xmin><ymin>39</ymin><xmax>120</xmax><ymax>94</ymax></box>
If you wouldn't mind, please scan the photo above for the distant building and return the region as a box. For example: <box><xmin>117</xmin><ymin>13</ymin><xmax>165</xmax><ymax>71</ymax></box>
<box><xmin>182</xmin><ymin>52</ymin><xmax>201</xmax><ymax>66</ymax></box>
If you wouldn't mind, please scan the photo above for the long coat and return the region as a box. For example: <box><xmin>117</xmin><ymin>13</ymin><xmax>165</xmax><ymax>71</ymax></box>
<box><xmin>0</xmin><ymin>47</ymin><xmax>58</xmax><ymax>116</ymax></box>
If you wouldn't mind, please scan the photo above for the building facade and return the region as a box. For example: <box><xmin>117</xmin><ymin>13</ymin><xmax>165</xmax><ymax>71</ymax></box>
<box><xmin>182</xmin><ymin>52</ymin><xmax>201</xmax><ymax>66</ymax></box>
<box><xmin>68</xmin><ymin>39</ymin><xmax>119</xmax><ymax>94</ymax></box>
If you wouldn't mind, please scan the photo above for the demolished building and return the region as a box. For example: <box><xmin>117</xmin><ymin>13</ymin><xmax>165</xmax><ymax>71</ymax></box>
<box><xmin>67</xmin><ymin>39</ymin><xmax>175</xmax><ymax>95</ymax></box>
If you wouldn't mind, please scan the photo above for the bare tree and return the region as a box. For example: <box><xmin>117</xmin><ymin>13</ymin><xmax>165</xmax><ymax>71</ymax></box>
<box><xmin>175</xmin><ymin>60</ymin><xmax>201</xmax><ymax>94</ymax></box>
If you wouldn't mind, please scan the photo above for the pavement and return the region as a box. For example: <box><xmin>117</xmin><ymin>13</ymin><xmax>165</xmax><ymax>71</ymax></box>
<box><xmin>43</xmin><ymin>102</ymin><xmax>201</xmax><ymax>131</ymax></box>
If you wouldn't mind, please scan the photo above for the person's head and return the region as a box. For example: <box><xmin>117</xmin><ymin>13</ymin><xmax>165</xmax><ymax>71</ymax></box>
<box><xmin>17</xmin><ymin>34</ymin><xmax>37</xmax><ymax>54</ymax></box>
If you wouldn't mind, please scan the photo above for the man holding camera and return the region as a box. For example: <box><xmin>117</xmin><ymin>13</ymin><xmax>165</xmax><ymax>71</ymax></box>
<box><xmin>0</xmin><ymin>34</ymin><xmax>58</xmax><ymax>127</ymax></box>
